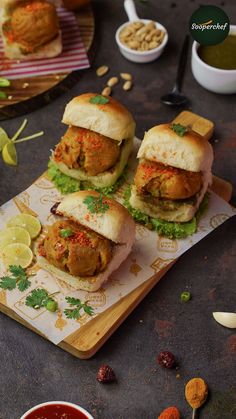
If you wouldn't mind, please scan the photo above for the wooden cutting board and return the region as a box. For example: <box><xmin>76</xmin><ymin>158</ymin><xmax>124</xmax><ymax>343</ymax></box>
<box><xmin>0</xmin><ymin>110</ymin><xmax>232</xmax><ymax>358</ymax></box>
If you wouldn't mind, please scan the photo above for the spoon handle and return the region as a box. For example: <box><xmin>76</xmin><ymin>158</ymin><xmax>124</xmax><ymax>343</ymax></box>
<box><xmin>124</xmin><ymin>0</ymin><xmax>139</xmax><ymax>22</ymax></box>
<box><xmin>174</xmin><ymin>35</ymin><xmax>189</xmax><ymax>93</ymax></box>
<box><xmin>192</xmin><ymin>408</ymin><xmax>197</xmax><ymax>419</ymax></box>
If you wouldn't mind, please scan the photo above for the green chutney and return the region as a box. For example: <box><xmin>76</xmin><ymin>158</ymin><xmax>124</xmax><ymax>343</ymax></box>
<box><xmin>198</xmin><ymin>35</ymin><xmax>236</xmax><ymax>70</ymax></box>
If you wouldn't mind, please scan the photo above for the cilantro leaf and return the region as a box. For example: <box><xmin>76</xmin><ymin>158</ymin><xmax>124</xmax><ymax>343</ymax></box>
<box><xmin>60</xmin><ymin>228</ymin><xmax>74</xmax><ymax>238</ymax></box>
<box><xmin>83</xmin><ymin>194</ymin><xmax>109</xmax><ymax>214</ymax></box>
<box><xmin>89</xmin><ymin>95</ymin><xmax>109</xmax><ymax>105</ymax></box>
<box><xmin>0</xmin><ymin>276</ymin><xmax>16</xmax><ymax>290</ymax></box>
<box><xmin>64</xmin><ymin>296</ymin><xmax>94</xmax><ymax>319</ymax></box>
<box><xmin>0</xmin><ymin>265</ymin><xmax>31</xmax><ymax>292</ymax></box>
<box><xmin>65</xmin><ymin>296</ymin><xmax>82</xmax><ymax>305</ymax></box>
<box><xmin>9</xmin><ymin>265</ymin><xmax>25</xmax><ymax>277</ymax></box>
<box><xmin>25</xmin><ymin>288</ymin><xmax>49</xmax><ymax>309</ymax></box>
<box><xmin>64</xmin><ymin>308</ymin><xmax>82</xmax><ymax>320</ymax></box>
<box><xmin>17</xmin><ymin>277</ymin><xmax>31</xmax><ymax>292</ymax></box>
<box><xmin>170</xmin><ymin>123</ymin><xmax>188</xmax><ymax>137</ymax></box>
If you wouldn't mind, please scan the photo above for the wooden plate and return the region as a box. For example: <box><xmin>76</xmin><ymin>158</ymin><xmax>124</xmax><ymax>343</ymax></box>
<box><xmin>0</xmin><ymin>4</ymin><xmax>95</xmax><ymax>120</ymax></box>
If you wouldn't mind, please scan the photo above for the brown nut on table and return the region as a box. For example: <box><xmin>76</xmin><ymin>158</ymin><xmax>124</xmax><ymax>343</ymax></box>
<box><xmin>120</xmin><ymin>72</ymin><xmax>132</xmax><ymax>81</ymax></box>
<box><xmin>96</xmin><ymin>65</ymin><xmax>109</xmax><ymax>77</ymax></box>
<box><xmin>123</xmin><ymin>80</ymin><xmax>132</xmax><ymax>91</ymax></box>
<box><xmin>101</xmin><ymin>86</ymin><xmax>111</xmax><ymax>96</ymax></box>
<box><xmin>107</xmin><ymin>76</ymin><xmax>119</xmax><ymax>87</ymax></box>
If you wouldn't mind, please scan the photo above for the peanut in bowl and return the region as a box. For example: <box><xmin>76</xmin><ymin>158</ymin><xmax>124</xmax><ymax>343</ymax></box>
<box><xmin>115</xmin><ymin>19</ymin><xmax>168</xmax><ymax>63</ymax></box>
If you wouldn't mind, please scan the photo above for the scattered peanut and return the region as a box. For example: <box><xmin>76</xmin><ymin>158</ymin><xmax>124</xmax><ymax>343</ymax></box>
<box><xmin>102</xmin><ymin>86</ymin><xmax>111</xmax><ymax>96</ymax></box>
<box><xmin>96</xmin><ymin>65</ymin><xmax>109</xmax><ymax>77</ymax></box>
<box><xmin>107</xmin><ymin>76</ymin><xmax>119</xmax><ymax>87</ymax></box>
<box><xmin>119</xmin><ymin>20</ymin><xmax>165</xmax><ymax>52</ymax></box>
<box><xmin>120</xmin><ymin>72</ymin><xmax>132</xmax><ymax>81</ymax></box>
<box><xmin>123</xmin><ymin>81</ymin><xmax>132</xmax><ymax>91</ymax></box>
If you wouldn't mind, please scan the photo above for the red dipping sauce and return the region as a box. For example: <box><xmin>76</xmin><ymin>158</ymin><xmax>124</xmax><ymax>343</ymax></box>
<box><xmin>25</xmin><ymin>403</ymin><xmax>88</xmax><ymax>419</ymax></box>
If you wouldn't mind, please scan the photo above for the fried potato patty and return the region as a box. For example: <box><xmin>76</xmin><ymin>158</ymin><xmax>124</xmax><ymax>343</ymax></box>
<box><xmin>40</xmin><ymin>220</ymin><xmax>112</xmax><ymax>277</ymax></box>
<box><xmin>134</xmin><ymin>160</ymin><xmax>202</xmax><ymax>200</ymax></box>
<box><xmin>11</xmin><ymin>0</ymin><xmax>59</xmax><ymax>51</ymax></box>
<box><xmin>54</xmin><ymin>126</ymin><xmax>121</xmax><ymax>176</ymax></box>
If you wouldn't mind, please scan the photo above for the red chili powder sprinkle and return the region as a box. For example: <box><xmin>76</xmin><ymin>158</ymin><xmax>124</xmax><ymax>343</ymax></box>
<box><xmin>25</xmin><ymin>1</ymin><xmax>48</xmax><ymax>11</ymax></box>
<box><xmin>70</xmin><ymin>231</ymin><xmax>92</xmax><ymax>246</ymax></box>
<box><xmin>84</xmin><ymin>214</ymin><xmax>90</xmax><ymax>221</ymax></box>
<box><xmin>140</xmin><ymin>162</ymin><xmax>158</xmax><ymax>180</ymax></box>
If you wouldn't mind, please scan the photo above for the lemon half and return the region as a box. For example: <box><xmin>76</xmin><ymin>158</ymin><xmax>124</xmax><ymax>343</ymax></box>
<box><xmin>0</xmin><ymin>227</ymin><xmax>31</xmax><ymax>251</ymax></box>
<box><xmin>7</xmin><ymin>214</ymin><xmax>41</xmax><ymax>239</ymax></box>
<box><xmin>2</xmin><ymin>243</ymin><xmax>33</xmax><ymax>269</ymax></box>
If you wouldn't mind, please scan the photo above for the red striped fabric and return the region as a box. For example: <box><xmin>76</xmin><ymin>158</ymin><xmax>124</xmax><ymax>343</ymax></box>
<box><xmin>0</xmin><ymin>7</ymin><xmax>90</xmax><ymax>79</ymax></box>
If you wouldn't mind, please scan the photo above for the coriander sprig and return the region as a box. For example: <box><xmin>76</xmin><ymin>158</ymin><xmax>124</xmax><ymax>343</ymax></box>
<box><xmin>0</xmin><ymin>265</ymin><xmax>31</xmax><ymax>292</ymax></box>
<box><xmin>170</xmin><ymin>123</ymin><xmax>188</xmax><ymax>137</ymax></box>
<box><xmin>64</xmin><ymin>296</ymin><xmax>94</xmax><ymax>319</ymax></box>
<box><xmin>83</xmin><ymin>193</ymin><xmax>109</xmax><ymax>214</ymax></box>
<box><xmin>25</xmin><ymin>288</ymin><xmax>58</xmax><ymax>312</ymax></box>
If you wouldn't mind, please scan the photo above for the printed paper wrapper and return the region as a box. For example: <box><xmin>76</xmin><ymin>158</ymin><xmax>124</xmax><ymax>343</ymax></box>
<box><xmin>0</xmin><ymin>8</ymin><xmax>90</xmax><ymax>79</ymax></box>
<box><xmin>0</xmin><ymin>139</ymin><xmax>235</xmax><ymax>345</ymax></box>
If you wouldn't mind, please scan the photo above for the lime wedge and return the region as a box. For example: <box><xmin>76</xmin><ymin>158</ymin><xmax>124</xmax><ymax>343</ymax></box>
<box><xmin>7</xmin><ymin>214</ymin><xmax>41</xmax><ymax>239</ymax></box>
<box><xmin>2</xmin><ymin>243</ymin><xmax>33</xmax><ymax>269</ymax></box>
<box><xmin>0</xmin><ymin>127</ymin><xmax>10</xmax><ymax>152</ymax></box>
<box><xmin>0</xmin><ymin>227</ymin><xmax>31</xmax><ymax>251</ymax></box>
<box><xmin>2</xmin><ymin>141</ymin><xmax>17</xmax><ymax>166</ymax></box>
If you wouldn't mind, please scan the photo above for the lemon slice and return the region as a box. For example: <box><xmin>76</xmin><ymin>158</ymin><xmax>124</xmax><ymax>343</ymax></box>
<box><xmin>0</xmin><ymin>227</ymin><xmax>31</xmax><ymax>251</ymax></box>
<box><xmin>7</xmin><ymin>214</ymin><xmax>41</xmax><ymax>239</ymax></box>
<box><xmin>0</xmin><ymin>127</ymin><xmax>10</xmax><ymax>152</ymax></box>
<box><xmin>2</xmin><ymin>243</ymin><xmax>33</xmax><ymax>269</ymax></box>
<box><xmin>2</xmin><ymin>142</ymin><xmax>17</xmax><ymax>166</ymax></box>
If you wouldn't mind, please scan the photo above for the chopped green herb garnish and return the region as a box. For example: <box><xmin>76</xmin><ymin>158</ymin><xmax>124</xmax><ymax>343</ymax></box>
<box><xmin>181</xmin><ymin>291</ymin><xmax>191</xmax><ymax>302</ymax></box>
<box><xmin>171</xmin><ymin>123</ymin><xmax>188</xmax><ymax>137</ymax></box>
<box><xmin>60</xmin><ymin>228</ymin><xmax>74</xmax><ymax>238</ymax></box>
<box><xmin>0</xmin><ymin>265</ymin><xmax>31</xmax><ymax>292</ymax></box>
<box><xmin>64</xmin><ymin>296</ymin><xmax>94</xmax><ymax>319</ymax></box>
<box><xmin>25</xmin><ymin>288</ymin><xmax>58</xmax><ymax>312</ymax></box>
<box><xmin>89</xmin><ymin>95</ymin><xmax>109</xmax><ymax>105</ymax></box>
<box><xmin>0</xmin><ymin>78</ymin><xmax>10</xmax><ymax>87</ymax></box>
<box><xmin>83</xmin><ymin>193</ymin><xmax>109</xmax><ymax>214</ymax></box>
<box><xmin>0</xmin><ymin>91</ymin><xmax>7</xmax><ymax>100</ymax></box>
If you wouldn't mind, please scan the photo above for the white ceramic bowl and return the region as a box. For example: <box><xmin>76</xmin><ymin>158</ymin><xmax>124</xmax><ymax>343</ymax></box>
<box><xmin>115</xmin><ymin>20</ymin><xmax>168</xmax><ymax>63</ymax></box>
<box><xmin>20</xmin><ymin>401</ymin><xmax>94</xmax><ymax>419</ymax></box>
<box><xmin>191</xmin><ymin>25</ymin><xmax>236</xmax><ymax>94</ymax></box>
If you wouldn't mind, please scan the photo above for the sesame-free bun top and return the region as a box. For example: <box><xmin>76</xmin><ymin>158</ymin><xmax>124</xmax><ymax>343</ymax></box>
<box><xmin>138</xmin><ymin>124</ymin><xmax>213</xmax><ymax>172</ymax></box>
<box><xmin>57</xmin><ymin>190</ymin><xmax>136</xmax><ymax>245</ymax></box>
<box><xmin>62</xmin><ymin>93</ymin><xmax>136</xmax><ymax>142</ymax></box>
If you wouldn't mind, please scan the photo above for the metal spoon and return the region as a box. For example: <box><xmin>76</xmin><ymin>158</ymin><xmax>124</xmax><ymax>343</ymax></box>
<box><xmin>161</xmin><ymin>35</ymin><xmax>190</xmax><ymax>106</ymax></box>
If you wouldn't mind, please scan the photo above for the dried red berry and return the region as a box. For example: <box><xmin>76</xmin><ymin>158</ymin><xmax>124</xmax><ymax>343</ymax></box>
<box><xmin>157</xmin><ymin>351</ymin><xmax>176</xmax><ymax>369</ymax></box>
<box><xmin>97</xmin><ymin>365</ymin><xmax>116</xmax><ymax>383</ymax></box>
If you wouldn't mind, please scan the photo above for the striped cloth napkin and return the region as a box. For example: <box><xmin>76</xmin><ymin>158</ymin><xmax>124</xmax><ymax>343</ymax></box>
<box><xmin>0</xmin><ymin>7</ymin><xmax>90</xmax><ymax>79</ymax></box>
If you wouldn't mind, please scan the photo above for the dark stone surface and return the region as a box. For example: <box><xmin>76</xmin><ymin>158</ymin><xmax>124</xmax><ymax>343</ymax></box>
<box><xmin>0</xmin><ymin>1</ymin><xmax>236</xmax><ymax>418</ymax></box>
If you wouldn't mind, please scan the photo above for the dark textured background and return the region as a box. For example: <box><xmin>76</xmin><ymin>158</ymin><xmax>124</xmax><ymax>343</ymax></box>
<box><xmin>0</xmin><ymin>1</ymin><xmax>235</xmax><ymax>418</ymax></box>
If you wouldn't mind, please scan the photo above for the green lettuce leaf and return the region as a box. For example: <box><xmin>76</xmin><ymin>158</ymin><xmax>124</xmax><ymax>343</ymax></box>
<box><xmin>123</xmin><ymin>186</ymin><xmax>209</xmax><ymax>239</ymax></box>
<box><xmin>48</xmin><ymin>161</ymin><xmax>80</xmax><ymax>194</ymax></box>
<box><xmin>47</xmin><ymin>161</ymin><xmax>127</xmax><ymax>196</ymax></box>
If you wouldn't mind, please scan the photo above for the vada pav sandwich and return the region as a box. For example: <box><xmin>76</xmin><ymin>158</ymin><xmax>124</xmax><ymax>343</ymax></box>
<box><xmin>38</xmin><ymin>190</ymin><xmax>136</xmax><ymax>291</ymax></box>
<box><xmin>1</xmin><ymin>0</ymin><xmax>62</xmax><ymax>59</ymax></box>
<box><xmin>49</xmin><ymin>93</ymin><xmax>136</xmax><ymax>194</ymax></box>
<box><xmin>127</xmin><ymin>123</ymin><xmax>213</xmax><ymax>238</ymax></box>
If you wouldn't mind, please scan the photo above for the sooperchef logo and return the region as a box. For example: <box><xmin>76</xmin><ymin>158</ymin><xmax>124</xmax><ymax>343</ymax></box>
<box><xmin>189</xmin><ymin>5</ymin><xmax>230</xmax><ymax>45</ymax></box>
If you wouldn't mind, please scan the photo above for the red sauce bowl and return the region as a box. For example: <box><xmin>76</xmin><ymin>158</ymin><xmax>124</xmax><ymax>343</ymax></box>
<box><xmin>20</xmin><ymin>401</ymin><xmax>94</xmax><ymax>419</ymax></box>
